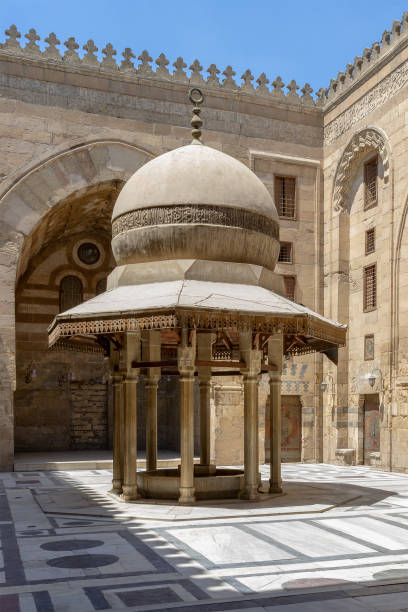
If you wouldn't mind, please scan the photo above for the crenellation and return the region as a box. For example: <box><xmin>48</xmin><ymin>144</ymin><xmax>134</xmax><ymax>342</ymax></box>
<box><xmin>101</xmin><ymin>43</ymin><xmax>117</xmax><ymax>71</ymax></box>
<box><xmin>0</xmin><ymin>25</ymin><xmax>324</xmax><ymax>107</ymax></box>
<box><xmin>43</xmin><ymin>33</ymin><xmax>61</xmax><ymax>61</ymax></box>
<box><xmin>63</xmin><ymin>36</ymin><xmax>81</xmax><ymax>66</ymax></box>
<box><xmin>82</xmin><ymin>40</ymin><xmax>99</xmax><ymax>68</ymax></box>
<box><xmin>221</xmin><ymin>65</ymin><xmax>237</xmax><ymax>90</ymax></box>
<box><xmin>120</xmin><ymin>47</ymin><xmax>136</xmax><ymax>73</ymax></box>
<box><xmin>172</xmin><ymin>56</ymin><xmax>188</xmax><ymax>82</ymax></box>
<box><xmin>189</xmin><ymin>59</ymin><xmax>205</xmax><ymax>85</ymax></box>
<box><xmin>240</xmin><ymin>69</ymin><xmax>255</xmax><ymax>93</ymax></box>
<box><xmin>24</xmin><ymin>28</ymin><xmax>41</xmax><ymax>58</ymax></box>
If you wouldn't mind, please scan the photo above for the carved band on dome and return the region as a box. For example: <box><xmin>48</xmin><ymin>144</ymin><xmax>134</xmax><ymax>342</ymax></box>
<box><xmin>112</xmin><ymin>204</ymin><xmax>279</xmax><ymax>239</ymax></box>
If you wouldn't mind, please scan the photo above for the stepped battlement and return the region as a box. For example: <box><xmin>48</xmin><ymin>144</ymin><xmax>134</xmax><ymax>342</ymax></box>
<box><xmin>322</xmin><ymin>11</ymin><xmax>408</xmax><ymax>108</ymax></box>
<box><xmin>0</xmin><ymin>25</ymin><xmax>319</xmax><ymax>109</ymax></box>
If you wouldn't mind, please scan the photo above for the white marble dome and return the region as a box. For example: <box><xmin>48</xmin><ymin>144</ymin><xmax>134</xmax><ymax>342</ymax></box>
<box><xmin>111</xmin><ymin>142</ymin><xmax>280</xmax><ymax>271</ymax></box>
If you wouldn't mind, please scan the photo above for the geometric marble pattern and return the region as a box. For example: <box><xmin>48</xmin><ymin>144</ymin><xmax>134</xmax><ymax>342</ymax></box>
<box><xmin>3</xmin><ymin>464</ymin><xmax>408</xmax><ymax>610</ymax></box>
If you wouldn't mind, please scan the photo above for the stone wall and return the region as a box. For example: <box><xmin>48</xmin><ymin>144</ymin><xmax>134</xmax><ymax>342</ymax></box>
<box><xmin>0</xmin><ymin>26</ymin><xmax>324</xmax><ymax>469</ymax></box>
<box><xmin>71</xmin><ymin>382</ymin><xmax>108</xmax><ymax>449</ymax></box>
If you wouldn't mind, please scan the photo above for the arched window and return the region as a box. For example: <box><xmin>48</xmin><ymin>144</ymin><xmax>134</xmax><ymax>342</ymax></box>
<box><xmin>96</xmin><ymin>277</ymin><xmax>107</xmax><ymax>295</ymax></box>
<box><xmin>59</xmin><ymin>276</ymin><xmax>83</xmax><ymax>312</ymax></box>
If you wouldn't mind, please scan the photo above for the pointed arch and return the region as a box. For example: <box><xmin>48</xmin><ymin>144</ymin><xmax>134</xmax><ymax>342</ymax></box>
<box><xmin>332</xmin><ymin>127</ymin><xmax>391</xmax><ymax>212</ymax></box>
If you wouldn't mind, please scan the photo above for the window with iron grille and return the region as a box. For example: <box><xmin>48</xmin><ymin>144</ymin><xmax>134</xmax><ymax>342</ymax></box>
<box><xmin>284</xmin><ymin>275</ymin><xmax>296</xmax><ymax>301</ymax></box>
<box><xmin>364</xmin><ymin>157</ymin><xmax>378</xmax><ymax>209</ymax></box>
<box><xmin>275</xmin><ymin>176</ymin><xmax>296</xmax><ymax>218</ymax></box>
<box><xmin>365</xmin><ymin>228</ymin><xmax>375</xmax><ymax>254</ymax></box>
<box><xmin>278</xmin><ymin>242</ymin><xmax>293</xmax><ymax>263</ymax></box>
<box><xmin>59</xmin><ymin>275</ymin><xmax>83</xmax><ymax>312</ymax></box>
<box><xmin>363</xmin><ymin>264</ymin><xmax>377</xmax><ymax>311</ymax></box>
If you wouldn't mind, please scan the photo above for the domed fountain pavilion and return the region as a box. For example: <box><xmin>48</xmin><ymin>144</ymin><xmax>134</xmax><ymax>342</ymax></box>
<box><xmin>48</xmin><ymin>90</ymin><xmax>346</xmax><ymax>503</ymax></box>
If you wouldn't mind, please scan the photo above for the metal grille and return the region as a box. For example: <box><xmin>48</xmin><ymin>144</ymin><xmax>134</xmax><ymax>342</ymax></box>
<box><xmin>364</xmin><ymin>158</ymin><xmax>378</xmax><ymax>209</ymax></box>
<box><xmin>365</xmin><ymin>228</ymin><xmax>375</xmax><ymax>254</ymax></box>
<box><xmin>363</xmin><ymin>264</ymin><xmax>376</xmax><ymax>311</ymax></box>
<box><xmin>284</xmin><ymin>275</ymin><xmax>296</xmax><ymax>301</ymax></box>
<box><xmin>275</xmin><ymin>176</ymin><xmax>296</xmax><ymax>218</ymax></box>
<box><xmin>278</xmin><ymin>242</ymin><xmax>293</xmax><ymax>263</ymax></box>
<box><xmin>59</xmin><ymin>275</ymin><xmax>83</xmax><ymax>312</ymax></box>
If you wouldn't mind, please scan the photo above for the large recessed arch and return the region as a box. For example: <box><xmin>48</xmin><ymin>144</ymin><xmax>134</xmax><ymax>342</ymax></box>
<box><xmin>0</xmin><ymin>139</ymin><xmax>154</xmax><ymax>467</ymax></box>
<box><xmin>332</xmin><ymin>127</ymin><xmax>391</xmax><ymax>213</ymax></box>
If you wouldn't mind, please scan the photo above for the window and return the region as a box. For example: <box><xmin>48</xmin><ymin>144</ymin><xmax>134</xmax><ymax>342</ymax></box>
<box><xmin>364</xmin><ymin>157</ymin><xmax>378</xmax><ymax>209</ymax></box>
<box><xmin>77</xmin><ymin>242</ymin><xmax>100</xmax><ymax>265</ymax></box>
<box><xmin>275</xmin><ymin>176</ymin><xmax>296</xmax><ymax>218</ymax></box>
<box><xmin>278</xmin><ymin>242</ymin><xmax>293</xmax><ymax>263</ymax></box>
<box><xmin>364</xmin><ymin>334</ymin><xmax>375</xmax><ymax>360</ymax></box>
<box><xmin>365</xmin><ymin>228</ymin><xmax>375</xmax><ymax>254</ymax></box>
<box><xmin>363</xmin><ymin>264</ymin><xmax>376</xmax><ymax>311</ymax></box>
<box><xmin>96</xmin><ymin>278</ymin><xmax>107</xmax><ymax>295</ymax></box>
<box><xmin>284</xmin><ymin>276</ymin><xmax>296</xmax><ymax>301</ymax></box>
<box><xmin>59</xmin><ymin>275</ymin><xmax>83</xmax><ymax>312</ymax></box>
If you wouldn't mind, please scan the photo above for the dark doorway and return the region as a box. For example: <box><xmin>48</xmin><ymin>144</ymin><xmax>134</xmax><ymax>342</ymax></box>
<box><xmin>363</xmin><ymin>393</ymin><xmax>380</xmax><ymax>464</ymax></box>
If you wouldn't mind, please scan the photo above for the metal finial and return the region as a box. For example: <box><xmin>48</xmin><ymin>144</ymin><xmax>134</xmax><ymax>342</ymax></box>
<box><xmin>189</xmin><ymin>87</ymin><xmax>204</xmax><ymax>143</ymax></box>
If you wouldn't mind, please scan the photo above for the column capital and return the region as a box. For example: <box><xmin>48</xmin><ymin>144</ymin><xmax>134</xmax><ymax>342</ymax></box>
<box><xmin>177</xmin><ymin>346</ymin><xmax>196</xmax><ymax>378</ymax></box>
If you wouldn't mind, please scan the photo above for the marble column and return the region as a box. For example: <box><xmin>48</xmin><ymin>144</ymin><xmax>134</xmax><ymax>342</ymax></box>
<box><xmin>239</xmin><ymin>331</ymin><xmax>262</xmax><ymax>500</ymax></box>
<box><xmin>268</xmin><ymin>333</ymin><xmax>283</xmax><ymax>494</ymax></box>
<box><xmin>178</xmin><ymin>329</ymin><xmax>196</xmax><ymax>503</ymax></box>
<box><xmin>111</xmin><ymin>373</ymin><xmax>124</xmax><ymax>494</ymax></box>
<box><xmin>121</xmin><ymin>331</ymin><xmax>141</xmax><ymax>502</ymax></box>
<box><xmin>197</xmin><ymin>333</ymin><xmax>215</xmax><ymax>469</ymax></box>
<box><xmin>142</xmin><ymin>330</ymin><xmax>161</xmax><ymax>472</ymax></box>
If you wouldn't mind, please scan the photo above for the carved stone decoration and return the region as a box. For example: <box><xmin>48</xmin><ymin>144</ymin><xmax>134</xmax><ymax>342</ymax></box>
<box><xmin>82</xmin><ymin>40</ymin><xmax>99</xmax><ymax>67</ymax></box>
<box><xmin>206</xmin><ymin>64</ymin><xmax>220</xmax><ymax>87</ymax></box>
<box><xmin>300</xmin><ymin>83</ymin><xmax>314</xmax><ymax>106</ymax></box>
<box><xmin>24</xmin><ymin>28</ymin><xmax>41</xmax><ymax>57</ymax></box>
<box><xmin>271</xmin><ymin>76</ymin><xmax>285</xmax><ymax>98</ymax></box>
<box><xmin>222</xmin><ymin>66</ymin><xmax>237</xmax><ymax>90</ymax></box>
<box><xmin>324</xmin><ymin>60</ymin><xmax>408</xmax><ymax>142</ymax></box>
<box><xmin>63</xmin><ymin>37</ymin><xmax>81</xmax><ymax>65</ymax></box>
<box><xmin>137</xmin><ymin>50</ymin><xmax>153</xmax><ymax>76</ymax></box>
<box><xmin>332</xmin><ymin>127</ymin><xmax>390</xmax><ymax>212</ymax></box>
<box><xmin>256</xmin><ymin>73</ymin><xmax>270</xmax><ymax>97</ymax></box>
<box><xmin>240</xmin><ymin>69</ymin><xmax>255</xmax><ymax>93</ymax></box>
<box><xmin>43</xmin><ymin>32</ymin><xmax>61</xmax><ymax>60</ymax></box>
<box><xmin>3</xmin><ymin>25</ymin><xmax>21</xmax><ymax>52</ymax></box>
<box><xmin>172</xmin><ymin>57</ymin><xmax>188</xmax><ymax>82</ymax></box>
<box><xmin>189</xmin><ymin>59</ymin><xmax>205</xmax><ymax>85</ymax></box>
<box><xmin>155</xmin><ymin>53</ymin><xmax>171</xmax><ymax>79</ymax></box>
<box><xmin>101</xmin><ymin>43</ymin><xmax>117</xmax><ymax>71</ymax></box>
<box><xmin>120</xmin><ymin>48</ymin><xmax>136</xmax><ymax>73</ymax></box>
<box><xmin>112</xmin><ymin>204</ymin><xmax>279</xmax><ymax>240</ymax></box>
<box><xmin>286</xmin><ymin>79</ymin><xmax>300</xmax><ymax>101</ymax></box>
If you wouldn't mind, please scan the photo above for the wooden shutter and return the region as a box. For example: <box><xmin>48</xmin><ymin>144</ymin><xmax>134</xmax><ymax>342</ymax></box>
<box><xmin>284</xmin><ymin>276</ymin><xmax>296</xmax><ymax>301</ymax></box>
<box><xmin>59</xmin><ymin>275</ymin><xmax>83</xmax><ymax>312</ymax></box>
<box><xmin>364</xmin><ymin>158</ymin><xmax>378</xmax><ymax>209</ymax></box>
<box><xmin>365</xmin><ymin>228</ymin><xmax>375</xmax><ymax>254</ymax></box>
<box><xmin>363</xmin><ymin>264</ymin><xmax>376</xmax><ymax>311</ymax></box>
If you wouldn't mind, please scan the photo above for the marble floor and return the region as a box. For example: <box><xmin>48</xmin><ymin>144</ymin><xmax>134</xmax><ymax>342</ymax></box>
<box><xmin>3</xmin><ymin>464</ymin><xmax>408</xmax><ymax>610</ymax></box>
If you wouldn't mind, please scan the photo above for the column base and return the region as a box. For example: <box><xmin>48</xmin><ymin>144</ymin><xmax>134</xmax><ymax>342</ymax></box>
<box><xmin>178</xmin><ymin>487</ymin><xmax>196</xmax><ymax>504</ymax></box>
<box><xmin>111</xmin><ymin>480</ymin><xmax>123</xmax><ymax>495</ymax></box>
<box><xmin>269</xmin><ymin>483</ymin><xmax>283</xmax><ymax>494</ymax></box>
<box><xmin>240</xmin><ymin>487</ymin><xmax>259</xmax><ymax>501</ymax></box>
<box><xmin>121</xmin><ymin>485</ymin><xmax>139</xmax><ymax>502</ymax></box>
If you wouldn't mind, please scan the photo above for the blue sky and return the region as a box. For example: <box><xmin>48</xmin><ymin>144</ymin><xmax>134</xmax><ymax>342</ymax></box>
<box><xmin>1</xmin><ymin>0</ymin><xmax>408</xmax><ymax>93</ymax></box>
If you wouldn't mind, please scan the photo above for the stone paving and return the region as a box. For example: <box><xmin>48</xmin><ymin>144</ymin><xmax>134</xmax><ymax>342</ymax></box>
<box><xmin>3</xmin><ymin>464</ymin><xmax>408</xmax><ymax>610</ymax></box>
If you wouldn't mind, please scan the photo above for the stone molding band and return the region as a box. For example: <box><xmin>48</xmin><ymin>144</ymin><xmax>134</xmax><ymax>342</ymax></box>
<box><xmin>112</xmin><ymin>204</ymin><xmax>279</xmax><ymax>239</ymax></box>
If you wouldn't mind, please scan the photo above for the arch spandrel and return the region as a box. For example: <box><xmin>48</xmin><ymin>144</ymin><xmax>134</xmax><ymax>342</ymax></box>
<box><xmin>332</xmin><ymin>127</ymin><xmax>391</xmax><ymax>213</ymax></box>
